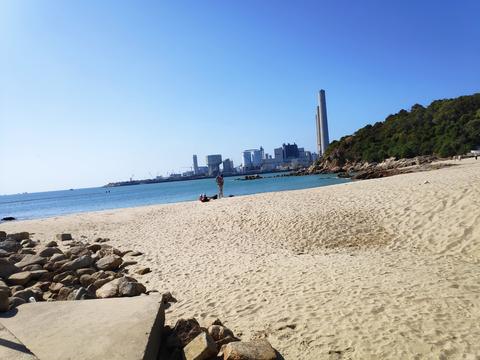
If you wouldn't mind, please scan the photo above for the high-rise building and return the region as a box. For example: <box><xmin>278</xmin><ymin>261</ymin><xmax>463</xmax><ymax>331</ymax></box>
<box><xmin>192</xmin><ymin>155</ymin><xmax>199</xmax><ymax>175</ymax></box>
<box><xmin>243</xmin><ymin>151</ymin><xmax>252</xmax><ymax>170</ymax></box>
<box><xmin>222</xmin><ymin>159</ymin><xmax>234</xmax><ymax>174</ymax></box>
<box><xmin>252</xmin><ymin>149</ymin><xmax>263</xmax><ymax>167</ymax></box>
<box><xmin>316</xmin><ymin>89</ymin><xmax>330</xmax><ymax>156</ymax></box>
<box><xmin>274</xmin><ymin>147</ymin><xmax>283</xmax><ymax>163</ymax></box>
<box><xmin>282</xmin><ymin>143</ymin><xmax>299</xmax><ymax>159</ymax></box>
<box><xmin>206</xmin><ymin>154</ymin><xmax>222</xmax><ymax>176</ymax></box>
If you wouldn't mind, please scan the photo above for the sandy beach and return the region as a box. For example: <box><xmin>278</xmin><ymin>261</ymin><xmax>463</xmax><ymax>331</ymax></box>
<box><xmin>1</xmin><ymin>158</ymin><xmax>479</xmax><ymax>359</ymax></box>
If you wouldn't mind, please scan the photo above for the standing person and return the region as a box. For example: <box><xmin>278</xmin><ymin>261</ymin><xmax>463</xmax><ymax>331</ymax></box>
<box><xmin>216</xmin><ymin>174</ymin><xmax>224</xmax><ymax>199</ymax></box>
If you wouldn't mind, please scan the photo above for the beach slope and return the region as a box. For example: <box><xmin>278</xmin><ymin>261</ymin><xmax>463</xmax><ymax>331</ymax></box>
<box><xmin>2</xmin><ymin>159</ymin><xmax>480</xmax><ymax>359</ymax></box>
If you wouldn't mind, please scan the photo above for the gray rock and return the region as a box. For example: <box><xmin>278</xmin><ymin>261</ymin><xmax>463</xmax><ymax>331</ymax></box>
<box><xmin>8</xmin><ymin>253</ymin><xmax>25</xmax><ymax>264</ymax></box>
<box><xmin>0</xmin><ymin>287</ymin><xmax>10</xmax><ymax>311</ymax></box>
<box><xmin>136</xmin><ymin>267</ymin><xmax>151</xmax><ymax>275</ymax></box>
<box><xmin>49</xmin><ymin>253</ymin><xmax>67</xmax><ymax>263</ymax></box>
<box><xmin>95</xmin><ymin>255</ymin><xmax>122</xmax><ymax>271</ymax></box>
<box><xmin>129</xmin><ymin>251</ymin><xmax>143</xmax><ymax>257</ymax></box>
<box><xmin>67</xmin><ymin>246</ymin><xmax>91</xmax><ymax>258</ymax></box>
<box><xmin>223</xmin><ymin>339</ymin><xmax>277</xmax><ymax>360</ymax></box>
<box><xmin>7</xmin><ymin>271</ymin><xmax>32</xmax><ymax>286</ymax></box>
<box><xmin>59</xmin><ymin>275</ymin><xmax>79</xmax><ymax>287</ymax></box>
<box><xmin>49</xmin><ymin>282</ymin><xmax>64</xmax><ymax>293</ymax></box>
<box><xmin>53</xmin><ymin>271</ymin><xmax>75</xmax><ymax>283</ymax></box>
<box><xmin>95</xmin><ymin>278</ymin><xmax>121</xmax><ymax>298</ymax></box>
<box><xmin>86</xmin><ymin>244</ymin><xmax>101</xmax><ymax>253</ymax></box>
<box><xmin>9</xmin><ymin>296</ymin><xmax>26</xmax><ymax>310</ymax></box>
<box><xmin>0</xmin><ymin>231</ymin><xmax>6</xmax><ymax>241</ymax></box>
<box><xmin>37</xmin><ymin>247</ymin><xmax>63</xmax><ymax>258</ymax></box>
<box><xmin>119</xmin><ymin>260</ymin><xmax>137</xmax><ymax>269</ymax></box>
<box><xmin>45</xmin><ymin>241</ymin><xmax>58</xmax><ymax>247</ymax></box>
<box><xmin>76</xmin><ymin>268</ymin><xmax>96</xmax><ymax>276</ymax></box>
<box><xmin>59</xmin><ymin>255</ymin><xmax>93</xmax><ymax>272</ymax></box>
<box><xmin>10</xmin><ymin>285</ymin><xmax>24</xmax><ymax>294</ymax></box>
<box><xmin>20</xmin><ymin>238</ymin><xmax>36</xmax><ymax>248</ymax></box>
<box><xmin>79</xmin><ymin>274</ymin><xmax>94</xmax><ymax>287</ymax></box>
<box><xmin>15</xmin><ymin>254</ymin><xmax>47</xmax><ymax>268</ymax></box>
<box><xmin>0</xmin><ymin>258</ymin><xmax>20</xmax><ymax>278</ymax></box>
<box><xmin>208</xmin><ymin>325</ymin><xmax>235</xmax><ymax>342</ymax></box>
<box><xmin>56</xmin><ymin>233</ymin><xmax>72</xmax><ymax>241</ymax></box>
<box><xmin>29</xmin><ymin>269</ymin><xmax>50</xmax><ymax>281</ymax></box>
<box><xmin>0</xmin><ymin>240</ymin><xmax>22</xmax><ymax>253</ymax></box>
<box><xmin>56</xmin><ymin>286</ymin><xmax>73</xmax><ymax>300</ymax></box>
<box><xmin>173</xmin><ymin>318</ymin><xmax>203</xmax><ymax>347</ymax></box>
<box><xmin>118</xmin><ymin>280</ymin><xmax>146</xmax><ymax>297</ymax></box>
<box><xmin>14</xmin><ymin>288</ymin><xmax>43</xmax><ymax>302</ymax></box>
<box><xmin>19</xmin><ymin>248</ymin><xmax>36</xmax><ymax>255</ymax></box>
<box><xmin>0</xmin><ymin>249</ymin><xmax>11</xmax><ymax>257</ymax></box>
<box><xmin>6</xmin><ymin>232</ymin><xmax>29</xmax><ymax>242</ymax></box>
<box><xmin>22</xmin><ymin>264</ymin><xmax>43</xmax><ymax>271</ymax></box>
<box><xmin>183</xmin><ymin>332</ymin><xmax>217</xmax><ymax>360</ymax></box>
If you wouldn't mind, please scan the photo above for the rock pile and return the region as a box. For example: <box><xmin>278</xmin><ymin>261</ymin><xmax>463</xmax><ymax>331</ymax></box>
<box><xmin>0</xmin><ymin>231</ymin><xmax>150</xmax><ymax>312</ymax></box>
<box><xmin>160</xmin><ymin>318</ymin><xmax>277</xmax><ymax>360</ymax></box>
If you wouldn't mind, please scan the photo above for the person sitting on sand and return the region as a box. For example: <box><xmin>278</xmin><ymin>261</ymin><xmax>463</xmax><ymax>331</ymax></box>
<box><xmin>199</xmin><ymin>194</ymin><xmax>209</xmax><ymax>202</ymax></box>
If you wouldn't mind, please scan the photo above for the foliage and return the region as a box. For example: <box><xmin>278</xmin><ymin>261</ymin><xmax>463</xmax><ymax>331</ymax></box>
<box><xmin>324</xmin><ymin>93</ymin><xmax>480</xmax><ymax>162</ymax></box>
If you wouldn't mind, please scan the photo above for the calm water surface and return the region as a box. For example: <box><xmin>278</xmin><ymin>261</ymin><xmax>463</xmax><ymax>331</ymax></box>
<box><xmin>0</xmin><ymin>173</ymin><xmax>350</xmax><ymax>220</ymax></box>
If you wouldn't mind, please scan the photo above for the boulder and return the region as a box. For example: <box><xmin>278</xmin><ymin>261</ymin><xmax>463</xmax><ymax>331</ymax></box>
<box><xmin>183</xmin><ymin>332</ymin><xmax>217</xmax><ymax>360</ymax></box>
<box><xmin>45</xmin><ymin>241</ymin><xmax>58</xmax><ymax>247</ymax></box>
<box><xmin>9</xmin><ymin>296</ymin><xmax>26</xmax><ymax>309</ymax></box>
<box><xmin>0</xmin><ymin>241</ymin><xmax>22</xmax><ymax>253</ymax></box>
<box><xmin>10</xmin><ymin>285</ymin><xmax>24</xmax><ymax>294</ymax></box>
<box><xmin>37</xmin><ymin>247</ymin><xmax>62</xmax><ymax>258</ymax></box>
<box><xmin>208</xmin><ymin>325</ymin><xmax>235</xmax><ymax>342</ymax></box>
<box><xmin>223</xmin><ymin>339</ymin><xmax>277</xmax><ymax>360</ymax></box>
<box><xmin>136</xmin><ymin>267</ymin><xmax>151</xmax><ymax>275</ymax></box>
<box><xmin>66</xmin><ymin>246</ymin><xmax>91</xmax><ymax>258</ymax></box>
<box><xmin>95</xmin><ymin>278</ymin><xmax>121</xmax><ymax>298</ymax></box>
<box><xmin>29</xmin><ymin>270</ymin><xmax>49</xmax><ymax>281</ymax></box>
<box><xmin>0</xmin><ymin>258</ymin><xmax>20</xmax><ymax>278</ymax></box>
<box><xmin>129</xmin><ymin>251</ymin><xmax>143</xmax><ymax>257</ymax></box>
<box><xmin>0</xmin><ymin>231</ymin><xmax>6</xmax><ymax>241</ymax></box>
<box><xmin>7</xmin><ymin>271</ymin><xmax>32</xmax><ymax>286</ymax></box>
<box><xmin>0</xmin><ymin>249</ymin><xmax>11</xmax><ymax>257</ymax></box>
<box><xmin>118</xmin><ymin>280</ymin><xmax>146</xmax><ymax>297</ymax></box>
<box><xmin>119</xmin><ymin>260</ymin><xmax>137</xmax><ymax>269</ymax></box>
<box><xmin>59</xmin><ymin>255</ymin><xmax>93</xmax><ymax>272</ymax></box>
<box><xmin>14</xmin><ymin>288</ymin><xmax>43</xmax><ymax>302</ymax></box>
<box><xmin>76</xmin><ymin>268</ymin><xmax>96</xmax><ymax>276</ymax></box>
<box><xmin>0</xmin><ymin>280</ymin><xmax>10</xmax><ymax>311</ymax></box>
<box><xmin>49</xmin><ymin>253</ymin><xmax>67</xmax><ymax>263</ymax></box>
<box><xmin>53</xmin><ymin>271</ymin><xmax>75</xmax><ymax>283</ymax></box>
<box><xmin>15</xmin><ymin>255</ymin><xmax>47</xmax><ymax>268</ymax></box>
<box><xmin>59</xmin><ymin>275</ymin><xmax>79</xmax><ymax>287</ymax></box>
<box><xmin>172</xmin><ymin>318</ymin><xmax>204</xmax><ymax>347</ymax></box>
<box><xmin>56</xmin><ymin>233</ymin><xmax>72</xmax><ymax>241</ymax></box>
<box><xmin>6</xmin><ymin>232</ymin><xmax>29</xmax><ymax>241</ymax></box>
<box><xmin>96</xmin><ymin>255</ymin><xmax>122</xmax><ymax>271</ymax></box>
<box><xmin>22</xmin><ymin>264</ymin><xmax>44</xmax><ymax>271</ymax></box>
<box><xmin>79</xmin><ymin>274</ymin><xmax>95</xmax><ymax>287</ymax></box>
<box><xmin>94</xmin><ymin>237</ymin><xmax>110</xmax><ymax>243</ymax></box>
<box><xmin>20</xmin><ymin>239</ymin><xmax>36</xmax><ymax>248</ymax></box>
<box><xmin>86</xmin><ymin>244</ymin><xmax>101</xmax><ymax>253</ymax></box>
<box><xmin>20</xmin><ymin>248</ymin><xmax>36</xmax><ymax>255</ymax></box>
<box><xmin>8</xmin><ymin>253</ymin><xmax>25</xmax><ymax>264</ymax></box>
<box><xmin>56</xmin><ymin>287</ymin><xmax>73</xmax><ymax>300</ymax></box>
<box><xmin>49</xmin><ymin>283</ymin><xmax>64</xmax><ymax>293</ymax></box>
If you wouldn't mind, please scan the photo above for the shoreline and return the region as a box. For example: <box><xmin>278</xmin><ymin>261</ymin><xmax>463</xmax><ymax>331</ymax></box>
<box><xmin>0</xmin><ymin>173</ymin><xmax>349</xmax><ymax>222</ymax></box>
<box><xmin>1</xmin><ymin>158</ymin><xmax>479</xmax><ymax>359</ymax></box>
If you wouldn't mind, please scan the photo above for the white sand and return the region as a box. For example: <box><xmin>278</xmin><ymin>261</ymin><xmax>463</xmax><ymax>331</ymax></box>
<box><xmin>2</xmin><ymin>158</ymin><xmax>480</xmax><ymax>359</ymax></box>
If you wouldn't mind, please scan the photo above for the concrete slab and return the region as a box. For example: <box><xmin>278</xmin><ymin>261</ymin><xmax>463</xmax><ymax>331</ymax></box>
<box><xmin>0</xmin><ymin>324</ymin><xmax>38</xmax><ymax>360</ymax></box>
<box><xmin>0</xmin><ymin>295</ymin><xmax>164</xmax><ymax>360</ymax></box>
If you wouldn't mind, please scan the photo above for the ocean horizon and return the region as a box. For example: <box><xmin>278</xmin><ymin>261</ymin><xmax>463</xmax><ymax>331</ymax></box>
<box><xmin>0</xmin><ymin>173</ymin><xmax>349</xmax><ymax>221</ymax></box>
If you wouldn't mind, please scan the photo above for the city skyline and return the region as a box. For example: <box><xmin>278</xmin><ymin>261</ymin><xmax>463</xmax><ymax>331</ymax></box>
<box><xmin>1</xmin><ymin>1</ymin><xmax>479</xmax><ymax>194</ymax></box>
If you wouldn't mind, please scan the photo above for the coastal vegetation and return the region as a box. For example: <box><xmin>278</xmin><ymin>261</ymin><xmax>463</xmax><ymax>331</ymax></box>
<box><xmin>324</xmin><ymin>93</ymin><xmax>480</xmax><ymax>163</ymax></box>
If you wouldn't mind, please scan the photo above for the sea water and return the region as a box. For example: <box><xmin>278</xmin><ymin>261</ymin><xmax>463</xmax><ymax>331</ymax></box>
<box><xmin>0</xmin><ymin>173</ymin><xmax>350</xmax><ymax>220</ymax></box>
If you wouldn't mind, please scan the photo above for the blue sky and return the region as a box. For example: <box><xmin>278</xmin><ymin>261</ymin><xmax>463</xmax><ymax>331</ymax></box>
<box><xmin>1</xmin><ymin>0</ymin><xmax>479</xmax><ymax>194</ymax></box>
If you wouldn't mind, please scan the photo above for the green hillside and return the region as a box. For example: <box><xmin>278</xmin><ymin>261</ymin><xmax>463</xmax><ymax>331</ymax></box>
<box><xmin>324</xmin><ymin>93</ymin><xmax>480</xmax><ymax>163</ymax></box>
